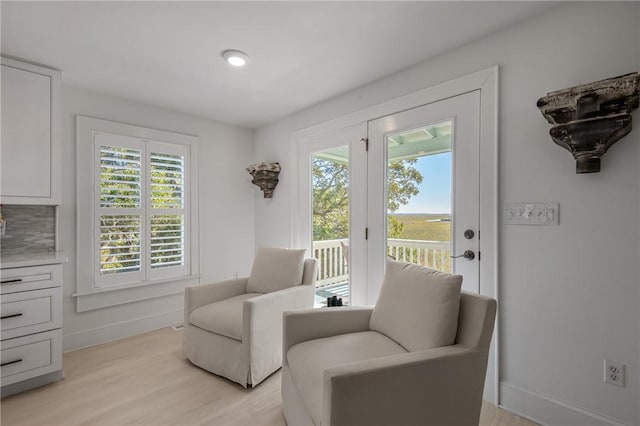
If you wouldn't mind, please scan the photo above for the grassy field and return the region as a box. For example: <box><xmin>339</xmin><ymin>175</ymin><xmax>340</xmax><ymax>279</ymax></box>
<box><xmin>390</xmin><ymin>213</ymin><xmax>451</xmax><ymax>242</ymax></box>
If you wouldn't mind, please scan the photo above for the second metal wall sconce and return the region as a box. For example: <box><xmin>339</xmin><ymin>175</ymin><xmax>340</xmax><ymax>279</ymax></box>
<box><xmin>537</xmin><ymin>72</ymin><xmax>639</xmax><ymax>173</ymax></box>
<box><xmin>247</xmin><ymin>162</ymin><xmax>281</xmax><ymax>198</ymax></box>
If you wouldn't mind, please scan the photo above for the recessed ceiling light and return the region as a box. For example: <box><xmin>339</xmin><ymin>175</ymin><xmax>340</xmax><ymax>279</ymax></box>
<box><xmin>221</xmin><ymin>49</ymin><xmax>249</xmax><ymax>67</ymax></box>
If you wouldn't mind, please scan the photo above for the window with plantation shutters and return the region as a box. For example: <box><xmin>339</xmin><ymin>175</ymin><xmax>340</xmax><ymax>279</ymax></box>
<box><xmin>94</xmin><ymin>133</ymin><xmax>190</xmax><ymax>287</ymax></box>
<box><xmin>77</xmin><ymin>116</ymin><xmax>199</xmax><ymax>311</ymax></box>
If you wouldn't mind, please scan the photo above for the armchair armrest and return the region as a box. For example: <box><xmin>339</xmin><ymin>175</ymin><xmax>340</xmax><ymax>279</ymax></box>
<box><xmin>244</xmin><ymin>285</ymin><xmax>314</xmax><ymax>320</ymax></box>
<box><xmin>244</xmin><ymin>285</ymin><xmax>314</xmax><ymax>344</ymax></box>
<box><xmin>244</xmin><ymin>284</ymin><xmax>315</xmax><ymax>337</ymax></box>
<box><xmin>283</xmin><ymin>307</ymin><xmax>374</xmax><ymax>366</ymax></box>
<box><xmin>322</xmin><ymin>345</ymin><xmax>489</xmax><ymax>426</ymax></box>
<box><xmin>242</xmin><ymin>284</ymin><xmax>315</xmax><ymax>385</ymax></box>
<box><xmin>184</xmin><ymin>278</ymin><xmax>248</xmax><ymax>320</ymax></box>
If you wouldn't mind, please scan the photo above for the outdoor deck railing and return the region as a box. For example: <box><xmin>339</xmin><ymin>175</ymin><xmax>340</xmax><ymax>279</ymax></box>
<box><xmin>387</xmin><ymin>238</ymin><xmax>452</xmax><ymax>273</ymax></box>
<box><xmin>313</xmin><ymin>239</ymin><xmax>349</xmax><ymax>287</ymax></box>
<box><xmin>313</xmin><ymin>238</ymin><xmax>451</xmax><ymax>289</ymax></box>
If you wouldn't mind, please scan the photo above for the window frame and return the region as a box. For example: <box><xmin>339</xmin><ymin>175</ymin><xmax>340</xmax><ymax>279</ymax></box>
<box><xmin>75</xmin><ymin>116</ymin><xmax>200</xmax><ymax>312</ymax></box>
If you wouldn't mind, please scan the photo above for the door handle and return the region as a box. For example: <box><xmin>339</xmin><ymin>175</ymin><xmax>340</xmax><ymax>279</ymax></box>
<box><xmin>451</xmin><ymin>250</ymin><xmax>475</xmax><ymax>261</ymax></box>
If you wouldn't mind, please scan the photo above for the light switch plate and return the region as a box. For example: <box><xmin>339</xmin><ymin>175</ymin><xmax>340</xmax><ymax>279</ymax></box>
<box><xmin>504</xmin><ymin>203</ymin><xmax>559</xmax><ymax>225</ymax></box>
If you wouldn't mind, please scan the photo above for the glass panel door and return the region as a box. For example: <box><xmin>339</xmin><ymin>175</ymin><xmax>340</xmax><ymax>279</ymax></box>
<box><xmin>386</xmin><ymin>121</ymin><xmax>452</xmax><ymax>272</ymax></box>
<box><xmin>295</xmin><ymin>123</ymin><xmax>365</xmax><ymax>306</ymax></box>
<box><xmin>312</xmin><ymin>146</ymin><xmax>350</xmax><ymax>306</ymax></box>
<box><xmin>367</xmin><ymin>91</ymin><xmax>481</xmax><ymax>301</ymax></box>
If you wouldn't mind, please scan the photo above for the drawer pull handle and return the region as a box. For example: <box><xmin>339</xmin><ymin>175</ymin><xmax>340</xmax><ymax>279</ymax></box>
<box><xmin>1</xmin><ymin>279</ymin><xmax>23</xmax><ymax>284</ymax></box>
<box><xmin>0</xmin><ymin>313</ymin><xmax>23</xmax><ymax>320</ymax></box>
<box><xmin>1</xmin><ymin>358</ymin><xmax>23</xmax><ymax>367</ymax></box>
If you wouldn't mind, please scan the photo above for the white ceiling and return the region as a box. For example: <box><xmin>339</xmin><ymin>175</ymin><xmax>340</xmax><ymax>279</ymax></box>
<box><xmin>1</xmin><ymin>1</ymin><xmax>556</xmax><ymax>129</ymax></box>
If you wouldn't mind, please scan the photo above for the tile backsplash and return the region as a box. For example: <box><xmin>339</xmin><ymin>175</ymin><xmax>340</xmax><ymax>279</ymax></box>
<box><xmin>0</xmin><ymin>205</ymin><xmax>56</xmax><ymax>255</ymax></box>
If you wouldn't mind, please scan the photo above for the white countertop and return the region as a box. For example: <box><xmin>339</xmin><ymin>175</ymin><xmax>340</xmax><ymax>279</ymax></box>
<box><xmin>0</xmin><ymin>251</ymin><xmax>68</xmax><ymax>269</ymax></box>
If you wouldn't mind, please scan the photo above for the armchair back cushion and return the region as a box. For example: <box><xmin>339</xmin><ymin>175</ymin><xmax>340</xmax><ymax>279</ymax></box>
<box><xmin>247</xmin><ymin>247</ymin><xmax>306</xmax><ymax>293</ymax></box>
<box><xmin>369</xmin><ymin>260</ymin><xmax>462</xmax><ymax>351</ymax></box>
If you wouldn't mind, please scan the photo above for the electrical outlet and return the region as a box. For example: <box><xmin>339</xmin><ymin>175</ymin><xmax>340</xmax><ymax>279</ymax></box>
<box><xmin>604</xmin><ymin>360</ymin><xmax>625</xmax><ymax>387</ymax></box>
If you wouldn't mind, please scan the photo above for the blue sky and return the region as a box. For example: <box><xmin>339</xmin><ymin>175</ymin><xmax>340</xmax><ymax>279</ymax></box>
<box><xmin>394</xmin><ymin>152</ymin><xmax>451</xmax><ymax>214</ymax></box>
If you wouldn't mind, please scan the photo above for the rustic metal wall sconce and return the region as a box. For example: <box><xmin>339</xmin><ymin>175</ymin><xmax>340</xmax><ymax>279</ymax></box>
<box><xmin>537</xmin><ymin>72</ymin><xmax>639</xmax><ymax>173</ymax></box>
<box><xmin>247</xmin><ymin>162</ymin><xmax>281</xmax><ymax>198</ymax></box>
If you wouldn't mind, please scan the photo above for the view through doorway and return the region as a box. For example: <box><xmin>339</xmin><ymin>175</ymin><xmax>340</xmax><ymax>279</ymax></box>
<box><xmin>310</xmin><ymin>122</ymin><xmax>457</xmax><ymax>306</ymax></box>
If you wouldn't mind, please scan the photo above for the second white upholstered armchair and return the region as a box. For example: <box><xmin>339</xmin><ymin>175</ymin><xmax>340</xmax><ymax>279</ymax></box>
<box><xmin>183</xmin><ymin>248</ymin><xmax>318</xmax><ymax>387</ymax></box>
<box><xmin>281</xmin><ymin>260</ymin><xmax>497</xmax><ymax>426</ymax></box>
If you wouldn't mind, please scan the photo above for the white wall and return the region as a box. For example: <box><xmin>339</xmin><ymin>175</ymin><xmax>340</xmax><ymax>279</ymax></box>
<box><xmin>254</xmin><ymin>3</ymin><xmax>639</xmax><ymax>425</ymax></box>
<box><xmin>60</xmin><ymin>86</ymin><xmax>255</xmax><ymax>350</ymax></box>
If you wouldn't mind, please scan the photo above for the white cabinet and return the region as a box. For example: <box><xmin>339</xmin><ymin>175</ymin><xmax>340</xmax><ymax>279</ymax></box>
<box><xmin>1</xmin><ymin>262</ymin><xmax>64</xmax><ymax>396</ymax></box>
<box><xmin>1</xmin><ymin>57</ymin><xmax>61</xmax><ymax>205</ymax></box>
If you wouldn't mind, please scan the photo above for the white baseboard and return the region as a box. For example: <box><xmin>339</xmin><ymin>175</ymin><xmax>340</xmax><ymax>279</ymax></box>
<box><xmin>63</xmin><ymin>309</ymin><xmax>183</xmax><ymax>352</ymax></box>
<box><xmin>500</xmin><ymin>382</ymin><xmax>629</xmax><ymax>426</ymax></box>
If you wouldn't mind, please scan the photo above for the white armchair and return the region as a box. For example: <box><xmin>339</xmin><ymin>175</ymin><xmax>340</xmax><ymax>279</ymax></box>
<box><xmin>183</xmin><ymin>248</ymin><xmax>318</xmax><ymax>387</ymax></box>
<box><xmin>281</xmin><ymin>261</ymin><xmax>497</xmax><ymax>426</ymax></box>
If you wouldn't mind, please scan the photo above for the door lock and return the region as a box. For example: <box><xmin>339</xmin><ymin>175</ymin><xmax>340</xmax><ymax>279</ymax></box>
<box><xmin>464</xmin><ymin>229</ymin><xmax>475</xmax><ymax>240</ymax></box>
<box><xmin>451</xmin><ymin>250</ymin><xmax>475</xmax><ymax>261</ymax></box>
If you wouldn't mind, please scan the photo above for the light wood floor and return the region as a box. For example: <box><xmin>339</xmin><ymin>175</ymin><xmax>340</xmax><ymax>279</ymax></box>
<box><xmin>1</xmin><ymin>327</ymin><xmax>537</xmax><ymax>426</ymax></box>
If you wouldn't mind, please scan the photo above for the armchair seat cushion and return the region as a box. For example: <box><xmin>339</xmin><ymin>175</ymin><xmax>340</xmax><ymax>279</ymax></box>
<box><xmin>189</xmin><ymin>293</ymin><xmax>262</xmax><ymax>341</ymax></box>
<box><xmin>287</xmin><ymin>330</ymin><xmax>407</xmax><ymax>424</ymax></box>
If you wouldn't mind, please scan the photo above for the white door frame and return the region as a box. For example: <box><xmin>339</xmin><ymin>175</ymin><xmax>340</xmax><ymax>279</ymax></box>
<box><xmin>291</xmin><ymin>66</ymin><xmax>499</xmax><ymax>404</ymax></box>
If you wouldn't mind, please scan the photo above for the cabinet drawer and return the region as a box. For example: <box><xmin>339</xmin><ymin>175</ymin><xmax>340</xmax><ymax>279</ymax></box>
<box><xmin>1</xmin><ymin>287</ymin><xmax>61</xmax><ymax>340</ymax></box>
<box><xmin>1</xmin><ymin>329</ymin><xmax>62</xmax><ymax>386</ymax></box>
<box><xmin>1</xmin><ymin>340</ymin><xmax>50</xmax><ymax>378</ymax></box>
<box><xmin>0</xmin><ymin>264</ymin><xmax>62</xmax><ymax>294</ymax></box>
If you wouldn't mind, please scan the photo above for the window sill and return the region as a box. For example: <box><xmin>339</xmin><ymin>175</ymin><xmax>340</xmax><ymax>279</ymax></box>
<box><xmin>73</xmin><ymin>274</ymin><xmax>200</xmax><ymax>312</ymax></box>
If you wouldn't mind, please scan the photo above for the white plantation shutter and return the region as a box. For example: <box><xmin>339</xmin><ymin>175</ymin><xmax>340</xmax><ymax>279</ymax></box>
<box><xmin>96</xmin><ymin>141</ymin><xmax>143</xmax><ymax>286</ymax></box>
<box><xmin>99</xmin><ymin>146</ymin><xmax>142</xmax><ymax>208</ymax></box>
<box><xmin>150</xmin><ymin>152</ymin><xmax>184</xmax><ymax>209</ymax></box>
<box><xmin>99</xmin><ymin>215</ymin><xmax>142</xmax><ymax>274</ymax></box>
<box><xmin>149</xmin><ymin>148</ymin><xmax>187</xmax><ymax>274</ymax></box>
<box><xmin>94</xmin><ymin>135</ymin><xmax>190</xmax><ymax>287</ymax></box>
<box><xmin>150</xmin><ymin>214</ymin><xmax>184</xmax><ymax>268</ymax></box>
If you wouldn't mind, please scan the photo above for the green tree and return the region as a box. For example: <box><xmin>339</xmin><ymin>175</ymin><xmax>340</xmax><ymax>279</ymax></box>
<box><xmin>312</xmin><ymin>158</ymin><xmax>349</xmax><ymax>241</ymax></box>
<box><xmin>312</xmin><ymin>157</ymin><xmax>423</xmax><ymax>241</ymax></box>
<box><xmin>387</xmin><ymin>159</ymin><xmax>422</xmax><ymax>238</ymax></box>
